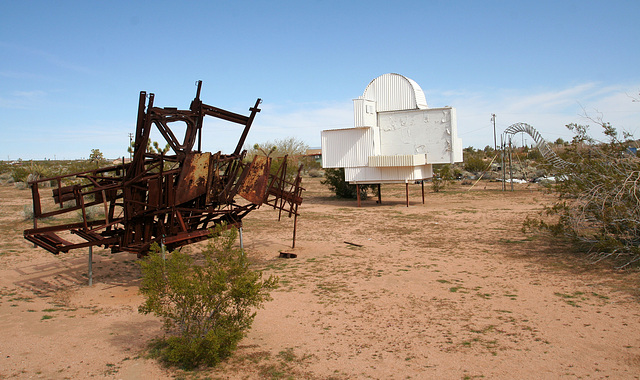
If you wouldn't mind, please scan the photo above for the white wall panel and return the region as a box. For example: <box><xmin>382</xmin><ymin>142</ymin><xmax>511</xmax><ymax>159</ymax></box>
<box><xmin>378</xmin><ymin>107</ymin><xmax>462</xmax><ymax>164</ymax></box>
<box><xmin>353</xmin><ymin>98</ymin><xmax>377</xmax><ymax>128</ymax></box>
<box><xmin>321</xmin><ymin>128</ymin><xmax>375</xmax><ymax>168</ymax></box>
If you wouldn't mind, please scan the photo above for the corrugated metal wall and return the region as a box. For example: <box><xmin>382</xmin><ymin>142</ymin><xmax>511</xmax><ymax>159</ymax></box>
<box><xmin>321</xmin><ymin>128</ymin><xmax>375</xmax><ymax>168</ymax></box>
<box><xmin>353</xmin><ymin>98</ymin><xmax>377</xmax><ymax>128</ymax></box>
<box><xmin>362</xmin><ymin>73</ymin><xmax>428</xmax><ymax>112</ymax></box>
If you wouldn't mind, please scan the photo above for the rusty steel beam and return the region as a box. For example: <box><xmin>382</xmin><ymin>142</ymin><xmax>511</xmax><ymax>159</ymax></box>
<box><xmin>24</xmin><ymin>82</ymin><xmax>304</xmax><ymax>256</ymax></box>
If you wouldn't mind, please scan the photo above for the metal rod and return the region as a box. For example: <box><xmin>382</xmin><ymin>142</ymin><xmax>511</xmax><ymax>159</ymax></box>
<box><xmin>31</xmin><ymin>183</ymin><xmax>38</xmax><ymax>247</ymax></box>
<box><xmin>501</xmin><ymin>135</ymin><xmax>506</xmax><ymax>191</ymax></box>
<box><xmin>356</xmin><ymin>184</ymin><xmax>361</xmax><ymax>207</ymax></box>
<box><xmin>508</xmin><ymin>137</ymin><xmax>514</xmax><ymax>191</ymax></box>
<box><xmin>239</xmin><ymin>227</ymin><xmax>244</xmax><ymax>251</ymax></box>
<box><xmin>492</xmin><ymin>113</ymin><xmax>497</xmax><ymax>151</ymax></box>
<box><xmin>421</xmin><ymin>181</ymin><xmax>425</xmax><ymax>204</ymax></box>
<box><xmin>292</xmin><ymin>214</ymin><xmax>297</xmax><ymax>249</ymax></box>
<box><xmin>377</xmin><ymin>184</ymin><xmax>381</xmax><ymax>204</ymax></box>
<box><xmin>405</xmin><ymin>182</ymin><xmax>409</xmax><ymax>207</ymax></box>
<box><xmin>88</xmin><ymin>246</ymin><xmax>93</xmax><ymax>286</ymax></box>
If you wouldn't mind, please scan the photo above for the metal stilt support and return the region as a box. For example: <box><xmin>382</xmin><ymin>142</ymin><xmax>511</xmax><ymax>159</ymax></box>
<box><xmin>405</xmin><ymin>182</ymin><xmax>409</xmax><ymax>207</ymax></box>
<box><xmin>88</xmin><ymin>246</ymin><xmax>93</xmax><ymax>286</ymax></box>
<box><xmin>292</xmin><ymin>214</ymin><xmax>298</xmax><ymax>249</ymax></box>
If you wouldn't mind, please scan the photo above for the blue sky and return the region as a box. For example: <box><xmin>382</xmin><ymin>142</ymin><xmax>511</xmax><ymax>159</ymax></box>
<box><xmin>1</xmin><ymin>0</ymin><xmax>639</xmax><ymax>160</ymax></box>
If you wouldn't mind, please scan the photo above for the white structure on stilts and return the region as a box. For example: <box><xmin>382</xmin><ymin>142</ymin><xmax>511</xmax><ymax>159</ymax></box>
<box><xmin>321</xmin><ymin>73</ymin><xmax>462</xmax><ymax>185</ymax></box>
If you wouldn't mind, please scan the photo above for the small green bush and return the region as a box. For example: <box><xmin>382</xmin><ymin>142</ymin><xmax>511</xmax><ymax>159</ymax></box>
<box><xmin>463</xmin><ymin>155</ymin><xmax>486</xmax><ymax>173</ymax></box>
<box><xmin>138</xmin><ymin>225</ymin><xmax>278</xmax><ymax>369</ymax></box>
<box><xmin>22</xmin><ymin>205</ymin><xmax>34</xmax><ymax>220</ymax></box>
<box><xmin>431</xmin><ymin>164</ymin><xmax>454</xmax><ymax>192</ymax></box>
<box><xmin>10</xmin><ymin>163</ymin><xmax>54</xmax><ymax>183</ymax></box>
<box><xmin>321</xmin><ymin>168</ymin><xmax>374</xmax><ymax>199</ymax></box>
<box><xmin>307</xmin><ymin>168</ymin><xmax>323</xmax><ymax>178</ymax></box>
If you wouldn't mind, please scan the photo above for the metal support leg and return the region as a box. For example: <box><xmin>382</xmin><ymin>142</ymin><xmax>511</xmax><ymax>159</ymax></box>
<box><xmin>406</xmin><ymin>182</ymin><xmax>409</xmax><ymax>207</ymax></box>
<box><xmin>292</xmin><ymin>214</ymin><xmax>297</xmax><ymax>249</ymax></box>
<box><xmin>421</xmin><ymin>181</ymin><xmax>425</xmax><ymax>204</ymax></box>
<box><xmin>377</xmin><ymin>184</ymin><xmax>382</xmax><ymax>204</ymax></box>
<box><xmin>239</xmin><ymin>227</ymin><xmax>244</xmax><ymax>251</ymax></box>
<box><xmin>88</xmin><ymin>246</ymin><xmax>93</xmax><ymax>286</ymax></box>
<box><xmin>356</xmin><ymin>184</ymin><xmax>361</xmax><ymax>207</ymax></box>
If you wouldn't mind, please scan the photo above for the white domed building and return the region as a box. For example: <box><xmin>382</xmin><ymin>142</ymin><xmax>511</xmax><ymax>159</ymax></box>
<box><xmin>321</xmin><ymin>73</ymin><xmax>463</xmax><ymax>204</ymax></box>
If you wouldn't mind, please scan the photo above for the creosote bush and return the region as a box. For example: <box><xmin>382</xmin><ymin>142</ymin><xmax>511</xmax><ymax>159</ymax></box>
<box><xmin>431</xmin><ymin>164</ymin><xmax>455</xmax><ymax>192</ymax></box>
<box><xmin>321</xmin><ymin>168</ymin><xmax>375</xmax><ymax>199</ymax></box>
<box><xmin>138</xmin><ymin>224</ymin><xmax>278</xmax><ymax>369</ymax></box>
<box><xmin>523</xmin><ymin>122</ymin><xmax>640</xmax><ymax>268</ymax></box>
<box><xmin>463</xmin><ymin>154</ymin><xmax>487</xmax><ymax>174</ymax></box>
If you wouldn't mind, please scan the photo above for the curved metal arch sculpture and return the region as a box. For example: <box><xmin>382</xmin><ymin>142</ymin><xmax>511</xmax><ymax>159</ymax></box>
<box><xmin>503</xmin><ymin>123</ymin><xmax>572</xmax><ymax>168</ymax></box>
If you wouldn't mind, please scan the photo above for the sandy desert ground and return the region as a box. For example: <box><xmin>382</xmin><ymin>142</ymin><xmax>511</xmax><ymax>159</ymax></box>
<box><xmin>1</xmin><ymin>177</ymin><xmax>639</xmax><ymax>379</ymax></box>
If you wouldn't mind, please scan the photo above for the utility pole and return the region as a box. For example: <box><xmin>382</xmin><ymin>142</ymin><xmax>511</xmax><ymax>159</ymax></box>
<box><xmin>491</xmin><ymin>114</ymin><xmax>497</xmax><ymax>151</ymax></box>
<box><xmin>128</xmin><ymin>133</ymin><xmax>134</xmax><ymax>160</ymax></box>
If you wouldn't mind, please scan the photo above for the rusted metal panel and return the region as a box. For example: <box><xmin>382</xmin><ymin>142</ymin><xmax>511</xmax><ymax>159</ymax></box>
<box><xmin>238</xmin><ymin>155</ymin><xmax>271</xmax><ymax>204</ymax></box>
<box><xmin>52</xmin><ymin>185</ymin><xmax>77</xmax><ymax>205</ymax></box>
<box><xmin>147</xmin><ymin>178</ymin><xmax>161</xmax><ymax>209</ymax></box>
<box><xmin>175</xmin><ymin>152</ymin><xmax>211</xmax><ymax>205</ymax></box>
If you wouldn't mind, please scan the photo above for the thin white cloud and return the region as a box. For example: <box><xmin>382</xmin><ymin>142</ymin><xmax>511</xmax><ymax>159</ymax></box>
<box><xmin>0</xmin><ymin>41</ymin><xmax>96</xmax><ymax>75</ymax></box>
<box><xmin>0</xmin><ymin>90</ymin><xmax>48</xmax><ymax>109</ymax></box>
<box><xmin>0</xmin><ymin>70</ymin><xmax>55</xmax><ymax>81</ymax></box>
<box><xmin>439</xmin><ymin>82</ymin><xmax>640</xmax><ymax>148</ymax></box>
<box><xmin>503</xmin><ymin>83</ymin><xmax>596</xmax><ymax>113</ymax></box>
<box><xmin>13</xmin><ymin>90</ymin><xmax>47</xmax><ymax>98</ymax></box>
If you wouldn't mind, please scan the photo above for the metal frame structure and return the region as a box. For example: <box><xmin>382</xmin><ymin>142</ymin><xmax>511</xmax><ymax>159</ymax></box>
<box><xmin>501</xmin><ymin>122</ymin><xmax>573</xmax><ymax>189</ymax></box>
<box><xmin>24</xmin><ymin>81</ymin><xmax>303</xmax><ymax>256</ymax></box>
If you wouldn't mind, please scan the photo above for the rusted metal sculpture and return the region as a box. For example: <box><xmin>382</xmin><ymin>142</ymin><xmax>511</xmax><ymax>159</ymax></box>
<box><xmin>24</xmin><ymin>81</ymin><xmax>303</xmax><ymax>256</ymax></box>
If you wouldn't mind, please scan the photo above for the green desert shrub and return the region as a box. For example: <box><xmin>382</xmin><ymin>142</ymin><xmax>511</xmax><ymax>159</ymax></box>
<box><xmin>524</xmin><ymin>122</ymin><xmax>640</xmax><ymax>268</ymax></box>
<box><xmin>463</xmin><ymin>154</ymin><xmax>486</xmax><ymax>173</ymax></box>
<box><xmin>138</xmin><ymin>225</ymin><xmax>278</xmax><ymax>369</ymax></box>
<box><xmin>321</xmin><ymin>168</ymin><xmax>374</xmax><ymax>199</ymax></box>
<box><xmin>431</xmin><ymin>164</ymin><xmax>455</xmax><ymax>192</ymax></box>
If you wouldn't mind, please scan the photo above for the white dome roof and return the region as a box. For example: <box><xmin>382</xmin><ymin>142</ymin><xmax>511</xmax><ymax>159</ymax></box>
<box><xmin>362</xmin><ymin>73</ymin><xmax>428</xmax><ymax>112</ymax></box>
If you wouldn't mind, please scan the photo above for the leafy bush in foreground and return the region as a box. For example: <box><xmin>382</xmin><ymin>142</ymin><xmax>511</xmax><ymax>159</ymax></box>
<box><xmin>138</xmin><ymin>225</ymin><xmax>278</xmax><ymax>369</ymax></box>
